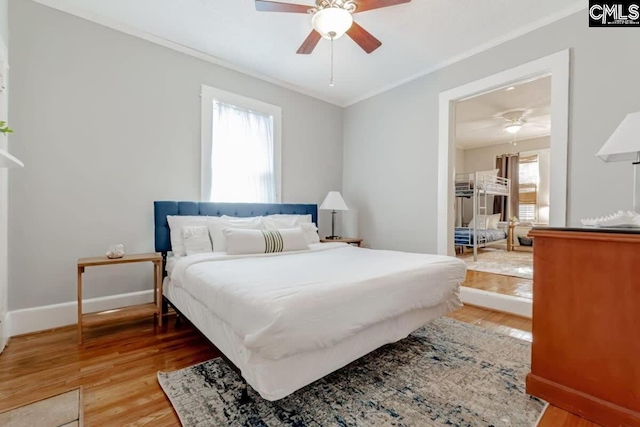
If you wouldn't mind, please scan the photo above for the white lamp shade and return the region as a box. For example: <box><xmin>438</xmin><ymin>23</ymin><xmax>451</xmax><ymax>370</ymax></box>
<box><xmin>320</xmin><ymin>191</ymin><xmax>349</xmax><ymax>211</ymax></box>
<box><xmin>312</xmin><ymin>8</ymin><xmax>353</xmax><ymax>40</ymax></box>
<box><xmin>597</xmin><ymin>111</ymin><xmax>640</xmax><ymax>163</ymax></box>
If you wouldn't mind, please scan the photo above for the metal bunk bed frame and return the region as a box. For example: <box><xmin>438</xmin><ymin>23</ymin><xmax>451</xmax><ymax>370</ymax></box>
<box><xmin>455</xmin><ymin>172</ymin><xmax>511</xmax><ymax>261</ymax></box>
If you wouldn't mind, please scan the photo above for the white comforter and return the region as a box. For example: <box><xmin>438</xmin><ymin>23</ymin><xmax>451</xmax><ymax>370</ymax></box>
<box><xmin>171</xmin><ymin>243</ymin><xmax>466</xmax><ymax>360</ymax></box>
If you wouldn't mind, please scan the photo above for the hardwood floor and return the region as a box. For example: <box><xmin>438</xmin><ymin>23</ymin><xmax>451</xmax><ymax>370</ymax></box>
<box><xmin>0</xmin><ymin>308</ymin><xmax>599</xmax><ymax>426</ymax></box>
<box><xmin>462</xmin><ymin>269</ymin><xmax>533</xmax><ymax>299</ymax></box>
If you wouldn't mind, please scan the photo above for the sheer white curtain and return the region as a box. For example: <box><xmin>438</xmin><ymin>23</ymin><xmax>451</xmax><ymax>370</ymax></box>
<box><xmin>209</xmin><ymin>101</ymin><xmax>276</xmax><ymax>203</ymax></box>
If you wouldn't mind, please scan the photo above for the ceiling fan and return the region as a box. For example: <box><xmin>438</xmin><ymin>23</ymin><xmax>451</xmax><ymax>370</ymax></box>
<box><xmin>500</xmin><ymin>110</ymin><xmax>548</xmax><ymax>135</ymax></box>
<box><xmin>255</xmin><ymin>0</ymin><xmax>412</xmax><ymax>55</ymax></box>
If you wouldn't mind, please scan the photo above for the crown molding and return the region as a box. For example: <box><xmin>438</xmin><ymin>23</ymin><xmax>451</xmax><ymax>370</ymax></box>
<box><xmin>342</xmin><ymin>0</ymin><xmax>586</xmax><ymax>107</ymax></box>
<box><xmin>30</xmin><ymin>0</ymin><xmax>586</xmax><ymax>109</ymax></box>
<box><xmin>30</xmin><ymin>0</ymin><xmax>344</xmax><ymax>107</ymax></box>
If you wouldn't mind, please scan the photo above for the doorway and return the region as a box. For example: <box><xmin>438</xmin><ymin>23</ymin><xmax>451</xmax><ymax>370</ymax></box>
<box><xmin>438</xmin><ymin>50</ymin><xmax>570</xmax><ymax>317</ymax></box>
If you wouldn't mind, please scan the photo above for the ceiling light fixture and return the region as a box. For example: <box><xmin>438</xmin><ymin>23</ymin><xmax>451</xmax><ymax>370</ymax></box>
<box><xmin>505</xmin><ymin>124</ymin><xmax>522</xmax><ymax>134</ymax></box>
<box><xmin>309</xmin><ymin>1</ymin><xmax>356</xmax><ymax>86</ymax></box>
<box><xmin>311</xmin><ymin>7</ymin><xmax>354</xmax><ymax>40</ymax></box>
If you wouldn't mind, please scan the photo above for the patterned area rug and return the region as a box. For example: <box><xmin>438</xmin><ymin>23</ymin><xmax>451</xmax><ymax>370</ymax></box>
<box><xmin>158</xmin><ymin>318</ymin><xmax>545</xmax><ymax>426</ymax></box>
<box><xmin>460</xmin><ymin>249</ymin><xmax>533</xmax><ymax>279</ymax></box>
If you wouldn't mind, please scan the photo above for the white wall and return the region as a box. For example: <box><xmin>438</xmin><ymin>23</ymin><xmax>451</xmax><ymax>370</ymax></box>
<box><xmin>460</xmin><ymin>137</ymin><xmax>551</xmax><ymax>224</ymax></box>
<box><xmin>343</xmin><ymin>12</ymin><xmax>640</xmax><ymax>253</ymax></box>
<box><xmin>0</xmin><ymin>0</ymin><xmax>8</xmax><ymax>351</ymax></box>
<box><xmin>461</xmin><ymin>136</ymin><xmax>550</xmax><ymax>174</ymax></box>
<box><xmin>0</xmin><ymin>0</ymin><xmax>6</xmax><ymax>43</ymax></box>
<box><xmin>455</xmin><ymin>148</ymin><xmax>465</xmax><ymax>174</ymax></box>
<box><xmin>8</xmin><ymin>0</ymin><xmax>344</xmax><ymax>311</ymax></box>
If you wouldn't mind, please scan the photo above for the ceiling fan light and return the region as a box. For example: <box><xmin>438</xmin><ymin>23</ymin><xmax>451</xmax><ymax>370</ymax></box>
<box><xmin>505</xmin><ymin>124</ymin><xmax>522</xmax><ymax>134</ymax></box>
<box><xmin>312</xmin><ymin>7</ymin><xmax>353</xmax><ymax>40</ymax></box>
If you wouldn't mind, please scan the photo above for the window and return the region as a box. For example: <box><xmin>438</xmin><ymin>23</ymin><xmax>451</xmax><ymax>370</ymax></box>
<box><xmin>201</xmin><ymin>85</ymin><xmax>281</xmax><ymax>203</ymax></box>
<box><xmin>518</xmin><ymin>155</ymin><xmax>539</xmax><ymax>222</ymax></box>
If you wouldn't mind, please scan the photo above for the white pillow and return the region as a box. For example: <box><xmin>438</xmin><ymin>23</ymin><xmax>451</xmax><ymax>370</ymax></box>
<box><xmin>301</xmin><ymin>223</ymin><xmax>320</xmax><ymax>244</ymax></box>
<box><xmin>224</xmin><ymin>228</ymin><xmax>309</xmax><ymax>255</ymax></box>
<box><xmin>167</xmin><ymin>216</ymin><xmax>211</xmax><ymax>256</ymax></box>
<box><xmin>487</xmin><ymin>213</ymin><xmax>501</xmax><ymax>230</ymax></box>
<box><xmin>263</xmin><ymin>217</ymin><xmax>320</xmax><ymax>244</ymax></box>
<box><xmin>182</xmin><ymin>226</ymin><xmax>213</xmax><ymax>256</ymax></box>
<box><xmin>262</xmin><ymin>217</ymin><xmax>299</xmax><ymax>229</ymax></box>
<box><xmin>481</xmin><ymin>169</ymin><xmax>500</xmax><ymax>177</ymax></box>
<box><xmin>468</xmin><ymin>215</ymin><xmax>489</xmax><ymax>229</ymax></box>
<box><xmin>221</xmin><ymin>215</ymin><xmax>261</xmax><ymax>222</ymax></box>
<box><xmin>266</xmin><ymin>214</ymin><xmax>312</xmax><ymax>224</ymax></box>
<box><xmin>209</xmin><ymin>217</ymin><xmax>263</xmax><ymax>252</ymax></box>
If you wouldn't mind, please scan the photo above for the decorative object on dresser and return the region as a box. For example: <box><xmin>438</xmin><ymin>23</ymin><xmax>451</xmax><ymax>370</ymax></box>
<box><xmin>320</xmin><ymin>237</ymin><xmax>362</xmax><ymax>247</ymax></box>
<box><xmin>319</xmin><ymin>191</ymin><xmax>349</xmax><ymax>239</ymax></box>
<box><xmin>597</xmin><ymin>111</ymin><xmax>640</xmax><ymax>212</ymax></box>
<box><xmin>527</xmin><ymin>227</ymin><xmax>640</xmax><ymax>427</ymax></box>
<box><xmin>77</xmin><ymin>253</ymin><xmax>163</xmax><ymax>344</ymax></box>
<box><xmin>581</xmin><ymin>210</ymin><xmax>640</xmax><ymax>228</ymax></box>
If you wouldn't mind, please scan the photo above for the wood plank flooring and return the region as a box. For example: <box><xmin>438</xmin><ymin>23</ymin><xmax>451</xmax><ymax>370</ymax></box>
<box><xmin>0</xmin><ymin>308</ymin><xmax>598</xmax><ymax>426</ymax></box>
<box><xmin>462</xmin><ymin>270</ymin><xmax>533</xmax><ymax>299</ymax></box>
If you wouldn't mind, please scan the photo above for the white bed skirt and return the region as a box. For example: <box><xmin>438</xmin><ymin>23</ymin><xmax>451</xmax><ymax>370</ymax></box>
<box><xmin>164</xmin><ymin>278</ymin><xmax>462</xmax><ymax>401</ymax></box>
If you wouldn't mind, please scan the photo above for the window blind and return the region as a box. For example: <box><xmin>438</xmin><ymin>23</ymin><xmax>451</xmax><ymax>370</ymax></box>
<box><xmin>519</xmin><ymin>155</ymin><xmax>539</xmax><ymax>221</ymax></box>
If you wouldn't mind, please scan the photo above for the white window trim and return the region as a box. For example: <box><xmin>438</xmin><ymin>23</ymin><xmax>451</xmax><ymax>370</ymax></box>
<box><xmin>200</xmin><ymin>84</ymin><xmax>282</xmax><ymax>202</ymax></box>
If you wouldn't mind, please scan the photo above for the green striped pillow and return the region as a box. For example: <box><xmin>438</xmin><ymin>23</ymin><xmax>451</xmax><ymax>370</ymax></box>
<box><xmin>223</xmin><ymin>227</ymin><xmax>309</xmax><ymax>255</ymax></box>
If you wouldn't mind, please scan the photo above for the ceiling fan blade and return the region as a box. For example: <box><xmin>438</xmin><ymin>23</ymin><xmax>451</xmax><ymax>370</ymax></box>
<box><xmin>355</xmin><ymin>0</ymin><xmax>411</xmax><ymax>13</ymax></box>
<box><xmin>255</xmin><ymin>0</ymin><xmax>311</xmax><ymax>13</ymax></box>
<box><xmin>297</xmin><ymin>30</ymin><xmax>322</xmax><ymax>54</ymax></box>
<box><xmin>346</xmin><ymin>22</ymin><xmax>382</xmax><ymax>54</ymax></box>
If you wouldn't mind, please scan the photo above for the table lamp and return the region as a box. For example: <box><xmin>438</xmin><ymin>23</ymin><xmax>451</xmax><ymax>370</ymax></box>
<box><xmin>597</xmin><ymin>111</ymin><xmax>640</xmax><ymax>212</ymax></box>
<box><xmin>320</xmin><ymin>191</ymin><xmax>349</xmax><ymax>239</ymax></box>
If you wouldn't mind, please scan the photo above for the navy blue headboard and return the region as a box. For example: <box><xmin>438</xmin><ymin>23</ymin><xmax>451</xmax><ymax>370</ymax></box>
<box><xmin>154</xmin><ymin>201</ymin><xmax>318</xmax><ymax>253</ymax></box>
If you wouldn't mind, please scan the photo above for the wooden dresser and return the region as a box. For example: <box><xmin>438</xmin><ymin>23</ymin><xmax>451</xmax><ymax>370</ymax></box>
<box><xmin>527</xmin><ymin>227</ymin><xmax>640</xmax><ymax>427</ymax></box>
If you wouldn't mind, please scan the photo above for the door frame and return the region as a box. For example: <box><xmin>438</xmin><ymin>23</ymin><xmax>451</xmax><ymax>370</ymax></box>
<box><xmin>437</xmin><ymin>49</ymin><xmax>570</xmax><ymax>257</ymax></box>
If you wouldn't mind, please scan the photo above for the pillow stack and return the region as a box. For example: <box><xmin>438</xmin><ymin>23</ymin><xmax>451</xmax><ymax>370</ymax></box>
<box><xmin>166</xmin><ymin>214</ymin><xmax>320</xmax><ymax>256</ymax></box>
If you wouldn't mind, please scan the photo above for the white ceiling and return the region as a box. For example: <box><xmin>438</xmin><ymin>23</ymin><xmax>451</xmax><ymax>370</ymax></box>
<box><xmin>34</xmin><ymin>0</ymin><xmax>583</xmax><ymax>106</ymax></box>
<box><xmin>455</xmin><ymin>76</ymin><xmax>551</xmax><ymax>149</ymax></box>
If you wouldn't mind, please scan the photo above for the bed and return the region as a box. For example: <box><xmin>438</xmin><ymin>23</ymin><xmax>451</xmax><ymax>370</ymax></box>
<box><xmin>155</xmin><ymin>201</ymin><xmax>467</xmax><ymax>402</ymax></box>
<box><xmin>454</xmin><ymin>227</ymin><xmax>508</xmax><ymax>246</ymax></box>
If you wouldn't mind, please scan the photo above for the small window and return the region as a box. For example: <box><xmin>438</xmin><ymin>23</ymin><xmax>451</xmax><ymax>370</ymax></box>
<box><xmin>201</xmin><ymin>85</ymin><xmax>281</xmax><ymax>203</ymax></box>
<box><xmin>518</xmin><ymin>155</ymin><xmax>539</xmax><ymax>222</ymax></box>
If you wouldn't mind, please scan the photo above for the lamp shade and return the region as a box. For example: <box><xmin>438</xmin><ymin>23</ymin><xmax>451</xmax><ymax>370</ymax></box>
<box><xmin>320</xmin><ymin>191</ymin><xmax>349</xmax><ymax>211</ymax></box>
<box><xmin>597</xmin><ymin>111</ymin><xmax>640</xmax><ymax>163</ymax></box>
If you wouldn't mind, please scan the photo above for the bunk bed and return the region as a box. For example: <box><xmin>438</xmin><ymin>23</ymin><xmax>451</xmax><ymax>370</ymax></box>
<box><xmin>455</xmin><ymin>171</ymin><xmax>511</xmax><ymax>261</ymax></box>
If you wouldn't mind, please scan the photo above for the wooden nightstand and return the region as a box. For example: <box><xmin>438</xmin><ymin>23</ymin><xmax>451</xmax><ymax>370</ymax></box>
<box><xmin>77</xmin><ymin>253</ymin><xmax>163</xmax><ymax>344</ymax></box>
<box><xmin>320</xmin><ymin>238</ymin><xmax>363</xmax><ymax>247</ymax></box>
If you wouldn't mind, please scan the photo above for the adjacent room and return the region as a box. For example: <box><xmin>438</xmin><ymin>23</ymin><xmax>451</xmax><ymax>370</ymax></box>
<box><xmin>454</xmin><ymin>76</ymin><xmax>552</xmax><ymax>300</ymax></box>
<box><xmin>0</xmin><ymin>0</ymin><xmax>638</xmax><ymax>426</ymax></box>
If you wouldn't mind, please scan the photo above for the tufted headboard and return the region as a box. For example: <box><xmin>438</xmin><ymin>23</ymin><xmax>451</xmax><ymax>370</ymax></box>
<box><xmin>154</xmin><ymin>201</ymin><xmax>318</xmax><ymax>253</ymax></box>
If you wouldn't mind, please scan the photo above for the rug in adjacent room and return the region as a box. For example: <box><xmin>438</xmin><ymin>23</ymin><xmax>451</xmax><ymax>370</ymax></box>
<box><xmin>460</xmin><ymin>249</ymin><xmax>533</xmax><ymax>279</ymax></box>
<box><xmin>158</xmin><ymin>318</ymin><xmax>545</xmax><ymax>426</ymax></box>
<box><xmin>0</xmin><ymin>388</ymin><xmax>83</xmax><ymax>427</ymax></box>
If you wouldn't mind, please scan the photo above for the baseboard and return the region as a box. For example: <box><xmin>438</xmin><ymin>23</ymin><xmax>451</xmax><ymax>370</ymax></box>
<box><xmin>526</xmin><ymin>374</ymin><xmax>640</xmax><ymax>427</ymax></box>
<box><xmin>0</xmin><ymin>311</ymin><xmax>8</xmax><ymax>352</ymax></box>
<box><xmin>460</xmin><ymin>287</ymin><xmax>532</xmax><ymax>318</ymax></box>
<box><xmin>7</xmin><ymin>290</ymin><xmax>154</xmax><ymax>337</ymax></box>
